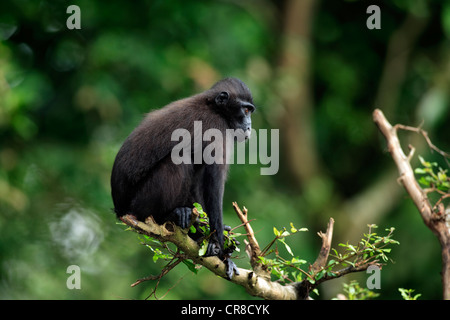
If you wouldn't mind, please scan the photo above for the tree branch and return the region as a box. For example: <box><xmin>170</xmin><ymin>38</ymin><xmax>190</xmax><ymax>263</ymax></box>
<box><xmin>232</xmin><ymin>202</ymin><xmax>270</xmax><ymax>277</ymax></box>
<box><xmin>373</xmin><ymin>109</ymin><xmax>434</xmax><ymax>226</ymax></box>
<box><xmin>120</xmin><ymin>204</ymin><xmax>393</xmax><ymax>300</ymax></box>
<box><xmin>394</xmin><ymin>123</ymin><xmax>450</xmax><ymax>161</ymax></box>
<box><xmin>120</xmin><ymin>213</ymin><xmax>301</xmax><ymax>300</ymax></box>
<box><xmin>373</xmin><ymin>108</ymin><xmax>450</xmax><ymax>299</ymax></box>
<box><xmin>311</xmin><ymin>218</ymin><xmax>334</xmax><ymax>272</ymax></box>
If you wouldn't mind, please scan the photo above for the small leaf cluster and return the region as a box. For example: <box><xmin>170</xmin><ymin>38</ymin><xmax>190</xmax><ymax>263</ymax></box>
<box><xmin>258</xmin><ymin>223</ymin><xmax>309</xmax><ymax>284</ymax></box>
<box><xmin>135</xmin><ymin>203</ymin><xmax>241</xmax><ymax>275</ymax></box>
<box><xmin>398</xmin><ymin>288</ymin><xmax>421</xmax><ymax>300</ymax></box>
<box><xmin>331</xmin><ymin>225</ymin><xmax>399</xmax><ymax>268</ymax></box>
<box><xmin>138</xmin><ymin>234</ymin><xmax>175</xmax><ymax>263</ymax></box>
<box><xmin>316</xmin><ymin>225</ymin><xmax>398</xmax><ymax>285</ymax></box>
<box><xmin>192</xmin><ymin>203</ymin><xmax>240</xmax><ymax>256</ymax></box>
<box><xmin>137</xmin><ymin>233</ymin><xmax>200</xmax><ymax>275</ymax></box>
<box><xmin>415</xmin><ymin>156</ymin><xmax>449</xmax><ymax>193</ymax></box>
<box><xmin>191</xmin><ymin>202</ymin><xmax>210</xmax><ymax>235</ymax></box>
<box><xmin>270</xmin><ymin>223</ymin><xmax>308</xmax><ymax>256</ymax></box>
<box><xmin>335</xmin><ymin>280</ymin><xmax>380</xmax><ymax>300</ymax></box>
<box><xmin>191</xmin><ymin>203</ymin><xmax>212</xmax><ymax>256</ymax></box>
<box><xmin>258</xmin><ymin>224</ymin><xmax>399</xmax><ymax>287</ymax></box>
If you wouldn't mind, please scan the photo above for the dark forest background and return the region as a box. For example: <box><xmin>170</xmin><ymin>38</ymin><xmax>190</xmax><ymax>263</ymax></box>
<box><xmin>0</xmin><ymin>0</ymin><xmax>449</xmax><ymax>299</ymax></box>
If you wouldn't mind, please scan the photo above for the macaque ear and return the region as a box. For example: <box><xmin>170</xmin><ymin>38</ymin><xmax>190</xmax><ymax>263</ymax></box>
<box><xmin>215</xmin><ymin>91</ymin><xmax>229</xmax><ymax>106</ymax></box>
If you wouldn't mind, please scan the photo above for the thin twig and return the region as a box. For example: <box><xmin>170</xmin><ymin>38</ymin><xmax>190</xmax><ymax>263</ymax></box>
<box><xmin>395</xmin><ymin>123</ymin><xmax>450</xmax><ymax>160</ymax></box>
<box><xmin>131</xmin><ymin>256</ymin><xmax>184</xmax><ymax>287</ymax></box>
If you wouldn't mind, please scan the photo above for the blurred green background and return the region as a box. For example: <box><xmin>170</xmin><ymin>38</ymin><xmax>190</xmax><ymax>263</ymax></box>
<box><xmin>1</xmin><ymin>0</ymin><xmax>449</xmax><ymax>300</ymax></box>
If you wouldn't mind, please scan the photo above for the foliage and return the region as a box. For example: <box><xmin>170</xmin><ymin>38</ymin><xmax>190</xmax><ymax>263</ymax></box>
<box><xmin>133</xmin><ymin>214</ymin><xmax>399</xmax><ymax>298</ymax></box>
<box><xmin>258</xmin><ymin>223</ymin><xmax>398</xmax><ymax>286</ymax></box>
<box><xmin>415</xmin><ymin>156</ymin><xmax>450</xmax><ymax>193</ymax></box>
<box><xmin>258</xmin><ymin>223</ymin><xmax>309</xmax><ymax>284</ymax></box>
<box><xmin>338</xmin><ymin>280</ymin><xmax>380</xmax><ymax>300</ymax></box>
<box><xmin>138</xmin><ymin>234</ymin><xmax>174</xmax><ymax>264</ymax></box>
<box><xmin>192</xmin><ymin>203</ymin><xmax>241</xmax><ymax>256</ymax></box>
<box><xmin>133</xmin><ymin>203</ymin><xmax>241</xmax><ymax>278</ymax></box>
<box><xmin>191</xmin><ymin>203</ymin><xmax>211</xmax><ymax>256</ymax></box>
<box><xmin>0</xmin><ymin>0</ymin><xmax>448</xmax><ymax>299</ymax></box>
<box><xmin>398</xmin><ymin>288</ymin><xmax>422</xmax><ymax>300</ymax></box>
<box><xmin>331</xmin><ymin>225</ymin><xmax>399</xmax><ymax>266</ymax></box>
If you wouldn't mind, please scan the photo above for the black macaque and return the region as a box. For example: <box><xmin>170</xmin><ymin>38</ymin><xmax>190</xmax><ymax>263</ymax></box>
<box><xmin>111</xmin><ymin>78</ymin><xmax>255</xmax><ymax>279</ymax></box>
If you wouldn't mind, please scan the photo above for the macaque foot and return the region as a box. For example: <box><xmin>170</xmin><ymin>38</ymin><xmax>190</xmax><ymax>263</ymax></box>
<box><xmin>225</xmin><ymin>258</ymin><xmax>239</xmax><ymax>279</ymax></box>
<box><xmin>204</xmin><ymin>240</ymin><xmax>221</xmax><ymax>257</ymax></box>
<box><xmin>170</xmin><ymin>207</ymin><xmax>193</xmax><ymax>229</ymax></box>
<box><xmin>202</xmin><ymin>240</ymin><xmax>239</xmax><ymax>279</ymax></box>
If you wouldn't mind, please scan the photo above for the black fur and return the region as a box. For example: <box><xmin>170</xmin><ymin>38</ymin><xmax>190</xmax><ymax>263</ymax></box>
<box><xmin>111</xmin><ymin>78</ymin><xmax>255</xmax><ymax>278</ymax></box>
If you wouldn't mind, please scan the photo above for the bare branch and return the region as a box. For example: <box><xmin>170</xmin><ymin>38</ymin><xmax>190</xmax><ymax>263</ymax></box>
<box><xmin>395</xmin><ymin>123</ymin><xmax>450</xmax><ymax>160</ymax></box>
<box><xmin>311</xmin><ymin>218</ymin><xmax>334</xmax><ymax>273</ymax></box>
<box><xmin>232</xmin><ymin>202</ymin><xmax>270</xmax><ymax>277</ymax></box>
<box><xmin>373</xmin><ymin>109</ymin><xmax>434</xmax><ymax>227</ymax></box>
<box><xmin>131</xmin><ymin>257</ymin><xmax>184</xmax><ymax>288</ymax></box>
<box><xmin>373</xmin><ymin>108</ymin><xmax>450</xmax><ymax>299</ymax></box>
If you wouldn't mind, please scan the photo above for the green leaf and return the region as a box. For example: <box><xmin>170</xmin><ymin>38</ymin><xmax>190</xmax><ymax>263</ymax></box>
<box><xmin>414</xmin><ymin>168</ymin><xmax>427</xmax><ymax>174</ymax></box>
<box><xmin>399</xmin><ymin>288</ymin><xmax>421</xmax><ymax>300</ymax></box>
<box><xmin>418</xmin><ymin>156</ymin><xmax>431</xmax><ymax>168</ymax></box>
<box><xmin>290</xmin><ymin>222</ymin><xmax>308</xmax><ymax>233</ymax></box>
<box><xmin>273</xmin><ymin>227</ymin><xmax>280</xmax><ymax>236</ymax></box>
<box><xmin>182</xmin><ymin>260</ymin><xmax>198</xmax><ymax>274</ymax></box>
<box><xmin>193</xmin><ymin>202</ymin><xmax>204</xmax><ymax>214</ymax></box>
<box><xmin>280</xmin><ymin>230</ymin><xmax>290</xmax><ymax>237</ymax></box>
<box><xmin>198</xmin><ymin>240</ymin><xmax>208</xmax><ymax>256</ymax></box>
<box><xmin>279</xmin><ymin>238</ymin><xmax>294</xmax><ymax>256</ymax></box>
<box><xmin>290</xmin><ymin>222</ymin><xmax>297</xmax><ymax>233</ymax></box>
<box><xmin>315</xmin><ymin>270</ymin><xmax>326</xmax><ymax>281</ymax></box>
<box><xmin>418</xmin><ymin>176</ymin><xmax>431</xmax><ymax>187</ymax></box>
<box><xmin>291</xmin><ymin>257</ymin><xmax>307</xmax><ymax>265</ymax></box>
<box><xmin>152</xmin><ymin>248</ymin><xmax>170</xmax><ymax>262</ymax></box>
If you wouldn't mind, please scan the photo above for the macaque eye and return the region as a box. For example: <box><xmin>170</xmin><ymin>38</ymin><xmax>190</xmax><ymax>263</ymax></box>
<box><xmin>242</xmin><ymin>103</ymin><xmax>255</xmax><ymax>114</ymax></box>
